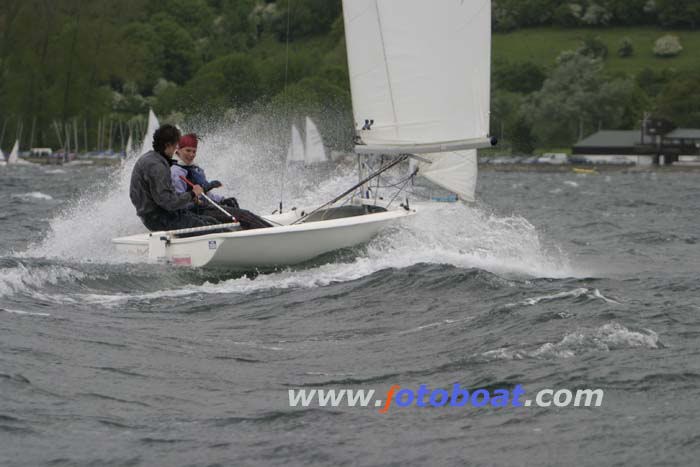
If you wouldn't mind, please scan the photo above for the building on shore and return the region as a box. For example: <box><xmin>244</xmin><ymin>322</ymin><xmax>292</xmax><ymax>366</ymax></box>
<box><xmin>572</xmin><ymin>120</ymin><xmax>700</xmax><ymax>165</ymax></box>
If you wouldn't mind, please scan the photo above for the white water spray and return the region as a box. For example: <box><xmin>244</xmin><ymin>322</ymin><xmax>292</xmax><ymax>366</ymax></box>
<box><xmin>23</xmin><ymin>116</ymin><xmax>578</xmax><ymax>286</ymax></box>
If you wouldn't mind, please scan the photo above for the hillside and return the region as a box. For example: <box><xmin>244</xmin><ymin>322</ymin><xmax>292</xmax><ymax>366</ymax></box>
<box><xmin>494</xmin><ymin>27</ymin><xmax>700</xmax><ymax>74</ymax></box>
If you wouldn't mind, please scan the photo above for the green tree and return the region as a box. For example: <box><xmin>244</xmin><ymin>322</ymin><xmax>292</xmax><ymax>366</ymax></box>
<box><xmin>152</xmin><ymin>14</ymin><xmax>199</xmax><ymax>85</ymax></box>
<box><xmin>655</xmin><ymin>76</ymin><xmax>700</xmax><ymax>127</ymax></box>
<box><xmin>210</xmin><ymin>0</ymin><xmax>257</xmax><ymax>56</ymax></box>
<box><xmin>656</xmin><ymin>0</ymin><xmax>700</xmax><ymax>28</ymax></box>
<box><xmin>636</xmin><ymin>67</ymin><xmax>676</xmax><ymax>98</ymax></box>
<box><xmin>166</xmin><ymin>53</ymin><xmax>261</xmax><ymax>114</ymax></box>
<box><xmin>525</xmin><ymin>51</ymin><xmax>646</xmax><ymax>146</ymax></box>
<box><xmin>510</xmin><ymin>114</ymin><xmax>536</xmax><ymax>154</ymax></box>
<box><xmin>493</xmin><ymin>60</ymin><xmax>547</xmax><ymax>94</ymax></box>
<box><xmin>268</xmin><ymin>0</ymin><xmax>342</xmax><ymax>40</ymax></box>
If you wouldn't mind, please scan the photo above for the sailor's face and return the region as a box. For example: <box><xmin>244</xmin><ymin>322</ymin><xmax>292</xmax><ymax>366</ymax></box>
<box><xmin>178</xmin><ymin>146</ymin><xmax>197</xmax><ymax>165</ymax></box>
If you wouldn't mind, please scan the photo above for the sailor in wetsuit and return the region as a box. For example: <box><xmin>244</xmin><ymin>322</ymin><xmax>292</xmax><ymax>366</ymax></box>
<box><xmin>170</xmin><ymin>133</ymin><xmax>272</xmax><ymax>230</ymax></box>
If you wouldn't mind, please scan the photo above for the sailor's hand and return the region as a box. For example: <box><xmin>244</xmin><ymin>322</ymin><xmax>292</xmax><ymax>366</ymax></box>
<box><xmin>205</xmin><ymin>180</ymin><xmax>222</xmax><ymax>191</ymax></box>
<box><xmin>192</xmin><ymin>185</ymin><xmax>204</xmax><ymax>197</ymax></box>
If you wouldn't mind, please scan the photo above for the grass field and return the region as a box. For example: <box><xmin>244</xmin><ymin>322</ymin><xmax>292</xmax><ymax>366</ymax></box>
<box><xmin>493</xmin><ymin>27</ymin><xmax>700</xmax><ymax>75</ymax></box>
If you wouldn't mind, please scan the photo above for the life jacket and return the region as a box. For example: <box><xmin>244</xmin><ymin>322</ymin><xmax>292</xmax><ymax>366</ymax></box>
<box><xmin>175</xmin><ymin>163</ymin><xmax>207</xmax><ymax>191</ymax></box>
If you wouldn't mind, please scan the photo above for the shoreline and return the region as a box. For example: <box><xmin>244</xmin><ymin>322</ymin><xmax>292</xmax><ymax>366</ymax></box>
<box><xmin>478</xmin><ymin>163</ymin><xmax>700</xmax><ymax>172</ymax></box>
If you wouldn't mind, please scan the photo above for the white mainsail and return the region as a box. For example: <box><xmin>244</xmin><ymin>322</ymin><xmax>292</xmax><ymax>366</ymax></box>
<box><xmin>138</xmin><ymin>109</ymin><xmax>160</xmax><ymax>157</ymax></box>
<box><xmin>286</xmin><ymin>124</ymin><xmax>305</xmax><ymax>164</ymax></box>
<box><xmin>304</xmin><ymin>117</ymin><xmax>328</xmax><ymax>164</ymax></box>
<box><xmin>7</xmin><ymin>139</ymin><xmax>19</xmax><ymax>164</ymax></box>
<box><xmin>342</xmin><ymin>0</ymin><xmax>491</xmax><ymax>200</ymax></box>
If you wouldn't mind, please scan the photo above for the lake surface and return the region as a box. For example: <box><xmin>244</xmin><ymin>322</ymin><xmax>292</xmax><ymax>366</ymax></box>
<box><xmin>1</xmin><ymin>153</ymin><xmax>699</xmax><ymax>466</ymax></box>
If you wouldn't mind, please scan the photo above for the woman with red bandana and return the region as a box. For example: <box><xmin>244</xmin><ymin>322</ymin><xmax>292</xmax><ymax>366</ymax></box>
<box><xmin>171</xmin><ymin>133</ymin><xmax>272</xmax><ymax>230</ymax></box>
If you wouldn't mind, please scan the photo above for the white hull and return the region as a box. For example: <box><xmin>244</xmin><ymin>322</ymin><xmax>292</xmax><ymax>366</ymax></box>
<box><xmin>112</xmin><ymin>205</ymin><xmax>415</xmax><ymax>269</ymax></box>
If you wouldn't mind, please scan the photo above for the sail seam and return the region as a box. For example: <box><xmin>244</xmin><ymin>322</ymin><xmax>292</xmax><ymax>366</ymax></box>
<box><xmin>373</xmin><ymin>0</ymin><xmax>399</xmax><ymax>140</ymax></box>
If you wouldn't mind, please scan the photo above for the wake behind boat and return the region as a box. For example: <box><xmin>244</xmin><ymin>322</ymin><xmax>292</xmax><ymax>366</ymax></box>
<box><xmin>112</xmin><ymin>0</ymin><xmax>495</xmax><ymax>269</ymax></box>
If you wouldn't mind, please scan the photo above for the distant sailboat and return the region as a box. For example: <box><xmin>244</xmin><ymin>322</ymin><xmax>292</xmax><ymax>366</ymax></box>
<box><xmin>3</xmin><ymin>139</ymin><xmax>34</xmax><ymax>166</ymax></box>
<box><xmin>286</xmin><ymin>124</ymin><xmax>305</xmax><ymax>164</ymax></box>
<box><xmin>8</xmin><ymin>140</ymin><xmax>19</xmax><ymax>164</ymax></box>
<box><xmin>137</xmin><ymin>109</ymin><xmax>159</xmax><ymax>158</ymax></box>
<box><xmin>285</xmin><ymin>118</ymin><xmax>328</xmax><ymax>166</ymax></box>
<box><xmin>125</xmin><ymin>133</ymin><xmax>134</xmax><ymax>157</ymax></box>
<box><xmin>304</xmin><ymin>117</ymin><xmax>328</xmax><ymax>164</ymax></box>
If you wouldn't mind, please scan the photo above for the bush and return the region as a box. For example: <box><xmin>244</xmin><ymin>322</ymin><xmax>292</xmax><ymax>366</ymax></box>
<box><xmin>579</xmin><ymin>35</ymin><xmax>608</xmax><ymax>59</ymax></box>
<box><xmin>618</xmin><ymin>37</ymin><xmax>634</xmax><ymax>57</ymax></box>
<box><xmin>653</xmin><ymin>35</ymin><xmax>683</xmax><ymax>57</ymax></box>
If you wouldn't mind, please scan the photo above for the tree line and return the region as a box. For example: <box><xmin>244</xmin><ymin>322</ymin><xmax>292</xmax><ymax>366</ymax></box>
<box><xmin>0</xmin><ymin>0</ymin><xmax>698</xmax><ymax>154</ymax></box>
<box><xmin>493</xmin><ymin>0</ymin><xmax>700</xmax><ymax>31</ymax></box>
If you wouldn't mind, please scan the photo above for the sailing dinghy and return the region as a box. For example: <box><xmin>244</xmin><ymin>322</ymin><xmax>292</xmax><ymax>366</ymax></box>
<box><xmin>112</xmin><ymin>0</ymin><xmax>494</xmax><ymax>269</ymax></box>
<box><xmin>286</xmin><ymin>117</ymin><xmax>329</xmax><ymax>166</ymax></box>
<box><xmin>4</xmin><ymin>139</ymin><xmax>33</xmax><ymax>166</ymax></box>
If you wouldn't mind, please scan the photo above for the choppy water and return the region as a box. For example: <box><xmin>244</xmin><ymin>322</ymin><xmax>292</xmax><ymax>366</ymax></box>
<box><xmin>1</xmin><ymin>140</ymin><xmax>699</xmax><ymax>466</ymax></box>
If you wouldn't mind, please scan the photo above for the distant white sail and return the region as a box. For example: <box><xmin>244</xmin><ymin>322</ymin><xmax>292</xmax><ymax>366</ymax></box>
<box><xmin>7</xmin><ymin>139</ymin><xmax>19</xmax><ymax>164</ymax></box>
<box><xmin>417</xmin><ymin>150</ymin><xmax>478</xmax><ymax>202</ymax></box>
<box><xmin>342</xmin><ymin>0</ymin><xmax>492</xmax><ymax>154</ymax></box>
<box><xmin>125</xmin><ymin>133</ymin><xmax>133</xmax><ymax>157</ymax></box>
<box><xmin>286</xmin><ymin>124</ymin><xmax>305</xmax><ymax>164</ymax></box>
<box><xmin>138</xmin><ymin>109</ymin><xmax>159</xmax><ymax>157</ymax></box>
<box><xmin>304</xmin><ymin>117</ymin><xmax>327</xmax><ymax>164</ymax></box>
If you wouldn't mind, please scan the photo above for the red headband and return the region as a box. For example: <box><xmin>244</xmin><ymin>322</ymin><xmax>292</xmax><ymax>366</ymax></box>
<box><xmin>179</xmin><ymin>134</ymin><xmax>198</xmax><ymax>149</ymax></box>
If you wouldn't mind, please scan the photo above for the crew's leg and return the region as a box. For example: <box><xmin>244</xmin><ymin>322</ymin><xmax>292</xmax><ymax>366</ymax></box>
<box><xmin>198</xmin><ymin>206</ymin><xmax>272</xmax><ymax>229</ymax></box>
<box><xmin>227</xmin><ymin>208</ymin><xmax>273</xmax><ymax>229</ymax></box>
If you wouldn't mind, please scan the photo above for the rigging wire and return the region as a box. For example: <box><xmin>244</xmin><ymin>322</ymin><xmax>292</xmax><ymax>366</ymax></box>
<box><xmin>278</xmin><ymin>0</ymin><xmax>293</xmax><ymax>213</ymax></box>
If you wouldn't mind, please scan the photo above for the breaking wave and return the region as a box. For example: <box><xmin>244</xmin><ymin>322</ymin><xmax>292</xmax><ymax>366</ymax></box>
<box><xmin>12</xmin><ymin>192</ymin><xmax>54</xmax><ymax>201</ymax></box>
<box><xmin>0</xmin><ymin>263</ymin><xmax>86</xmax><ymax>299</ymax></box>
<box><xmin>480</xmin><ymin>323</ymin><xmax>660</xmax><ymax>361</ymax></box>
